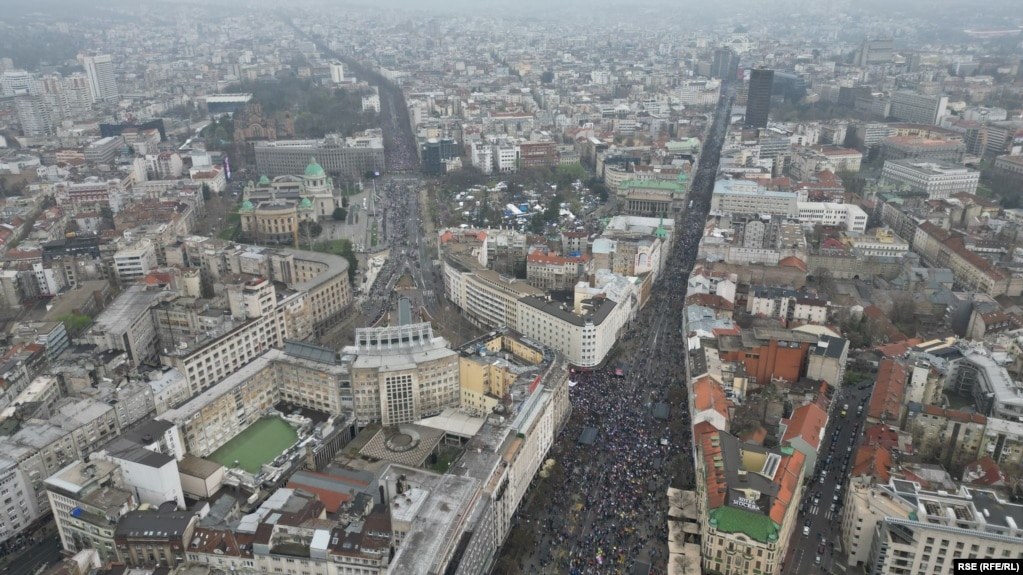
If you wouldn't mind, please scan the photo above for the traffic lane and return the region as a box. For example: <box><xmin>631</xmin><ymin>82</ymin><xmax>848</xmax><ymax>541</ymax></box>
<box><xmin>4</xmin><ymin>537</ymin><xmax>61</xmax><ymax>575</ymax></box>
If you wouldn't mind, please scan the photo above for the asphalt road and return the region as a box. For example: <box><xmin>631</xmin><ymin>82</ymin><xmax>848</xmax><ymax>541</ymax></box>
<box><xmin>785</xmin><ymin>382</ymin><xmax>875</xmax><ymax>575</ymax></box>
<box><xmin>2</xmin><ymin>536</ymin><xmax>62</xmax><ymax>575</ymax></box>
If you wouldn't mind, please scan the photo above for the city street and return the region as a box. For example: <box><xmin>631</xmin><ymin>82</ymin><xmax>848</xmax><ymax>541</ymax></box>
<box><xmin>785</xmin><ymin>381</ymin><xmax>875</xmax><ymax>575</ymax></box>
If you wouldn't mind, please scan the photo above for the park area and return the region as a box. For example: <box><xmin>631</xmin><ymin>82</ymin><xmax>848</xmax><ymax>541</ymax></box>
<box><xmin>208</xmin><ymin>417</ymin><xmax>299</xmax><ymax>473</ymax></box>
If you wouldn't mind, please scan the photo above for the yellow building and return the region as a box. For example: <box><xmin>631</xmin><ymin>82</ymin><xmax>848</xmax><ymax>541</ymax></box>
<box><xmin>457</xmin><ymin>329</ymin><xmax>546</xmax><ymax>413</ymax></box>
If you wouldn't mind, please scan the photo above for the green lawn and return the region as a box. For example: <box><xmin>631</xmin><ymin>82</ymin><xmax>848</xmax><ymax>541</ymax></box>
<box><xmin>218</xmin><ymin>226</ymin><xmax>237</xmax><ymax>240</ymax></box>
<box><xmin>208</xmin><ymin>417</ymin><xmax>298</xmax><ymax>473</ymax></box>
<box><xmin>370</xmin><ymin>221</ymin><xmax>378</xmax><ymax>247</ymax></box>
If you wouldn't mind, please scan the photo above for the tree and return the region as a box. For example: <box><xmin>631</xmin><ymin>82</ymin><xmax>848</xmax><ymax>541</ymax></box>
<box><xmin>540</xmin><ymin>70</ymin><xmax>554</xmax><ymax>84</ymax></box>
<box><xmin>99</xmin><ymin>207</ymin><xmax>115</xmax><ymax>230</ymax></box>
<box><xmin>341</xmin><ymin>195</ymin><xmax>350</xmax><ymax>208</ymax></box>
<box><xmin>298</xmin><ymin>220</ymin><xmax>323</xmax><ymax>243</ymax></box>
<box><xmin>544</xmin><ymin>195</ymin><xmax>562</xmax><ymax>224</ymax></box>
<box><xmin>528</xmin><ymin>213</ymin><xmax>546</xmax><ymax>234</ymax></box>
<box><xmin>201</xmin><ymin>183</ymin><xmax>211</xmax><ymax>201</ymax></box>
<box><xmin>332</xmin><ymin>207</ymin><xmax>348</xmax><ymax>221</ymax></box>
<box><xmin>58</xmin><ymin>313</ymin><xmax>92</xmax><ymax>338</ymax></box>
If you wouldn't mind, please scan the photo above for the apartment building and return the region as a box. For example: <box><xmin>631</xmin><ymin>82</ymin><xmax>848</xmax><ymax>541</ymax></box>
<box><xmin>747</xmin><ymin>286</ymin><xmax>829</xmax><ymax>324</ymax></box>
<box><xmin>84</xmin><ymin>136</ymin><xmax>123</xmax><ymax>164</ymax></box>
<box><xmin>979</xmin><ymin>417</ymin><xmax>1023</xmax><ymax>470</ymax></box>
<box><xmin>114</xmin><ymin>510</ymin><xmax>196</xmax><ymax>568</ymax></box>
<box><xmin>904</xmin><ymin>402</ymin><xmax>987</xmax><ymax>470</ymax></box>
<box><xmin>789</xmin><ymin>145</ymin><xmax>862</xmax><ymax>181</ymax></box>
<box><xmin>806</xmin><ymin>335</ymin><xmax>850</xmax><ymax>388</ymax></box>
<box><xmin>525</xmin><ymin>251</ymin><xmax>590</xmax><ymax>291</ymax></box>
<box><xmin>0</xmin><ymin>456</ymin><xmax>40</xmax><ymax>544</ymax></box>
<box><xmin>458</xmin><ymin>329</ymin><xmax>546</xmax><ymax>414</ymax></box>
<box><xmin>710</xmin><ymin>179</ymin><xmax>798</xmax><ymax>216</ymax></box>
<box><xmin>341</xmin><ymin>323</ymin><xmax>460</xmax><ymax>426</ymax></box>
<box><xmin>45</xmin><ymin>460</ymin><xmax>137</xmax><ymax>564</ymax></box>
<box><xmin>912</xmin><ymin>223</ymin><xmax>1008</xmax><ymax>296</ymax></box>
<box><xmin>270</xmin><ymin>249</ymin><xmax>352</xmax><ymax>337</ymax></box>
<box><xmin>695</xmin><ymin>423</ymin><xmax>805</xmax><ymax>575</ymax></box>
<box><xmin>881</xmin><ymin>159</ymin><xmax>980</xmax><ymax>199</ymax></box>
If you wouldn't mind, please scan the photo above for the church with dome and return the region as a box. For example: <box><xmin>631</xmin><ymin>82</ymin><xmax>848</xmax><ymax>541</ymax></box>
<box><xmin>239</xmin><ymin>157</ymin><xmax>338</xmax><ymax>245</ymax></box>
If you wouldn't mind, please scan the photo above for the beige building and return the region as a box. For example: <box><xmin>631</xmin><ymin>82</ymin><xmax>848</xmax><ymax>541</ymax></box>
<box><xmin>695</xmin><ymin>423</ymin><xmax>806</xmax><ymax>575</ymax></box>
<box><xmin>905</xmin><ymin>403</ymin><xmax>987</xmax><ymax>471</ymax></box>
<box><xmin>843</xmin><ymin>479</ymin><xmax>1023</xmax><ymax>573</ymax></box>
<box><xmin>46</xmin><ymin>460</ymin><xmax>137</xmax><ymax>564</ymax></box>
<box><xmin>457</xmin><ymin>329</ymin><xmax>546</xmax><ymax>414</ymax></box>
<box><xmin>158</xmin><ymin>343</ymin><xmax>346</xmax><ymax>457</ymax></box>
<box><xmin>342</xmin><ymin>323</ymin><xmax>460</xmax><ymax>426</ymax></box>
<box><xmin>979</xmin><ymin>417</ymin><xmax>1023</xmax><ymax>471</ymax></box>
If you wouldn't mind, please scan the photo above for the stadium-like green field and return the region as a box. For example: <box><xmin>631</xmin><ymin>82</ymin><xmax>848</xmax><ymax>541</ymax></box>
<box><xmin>208</xmin><ymin>417</ymin><xmax>298</xmax><ymax>473</ymax></box>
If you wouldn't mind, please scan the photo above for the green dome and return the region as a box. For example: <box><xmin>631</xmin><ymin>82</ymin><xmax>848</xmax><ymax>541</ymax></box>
<box><xmin>241</xmin><ymin>200</ymin><xmax>254</xmax><ymax>211</ymax></box>
<box><xmin>299</xmin><ymin>198</ymin><xmax>313</xmax><ymax>209</ymax></box>
<box><xmin>257</xmin><ymin>175</ymin><xmax>270</xmax><ymax>185</ymax></box>
<box><xmin>305</xmin><ymin>157</ymin><xmax>325</xmax><ymax>177</ymax></box>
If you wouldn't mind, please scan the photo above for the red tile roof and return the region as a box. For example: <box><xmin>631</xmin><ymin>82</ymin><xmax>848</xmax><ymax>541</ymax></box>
<box><xmin>778</xmin><ymin>256</ymin><xmax>807</xmax><ymax>272</ymax></box>
<box><xmin>868</xmin><ymin>359</ymin><xmax>907</xmax><ymax>423</ymax></box>
<box><xmin>770</xmin><ymin>448</ymin><xmax>805</xmax><ymax>526</ymax></box>
<box><xmin>693</xmin><ymin>376</ymin><xmax>730</xmax><ymax>422</ymax></box>
<box><xmin>852</xmin><ymin>445</ymin><xmax>893</xmax><ymax>483</ymax></box>
<box><xmin>963</xmin><ymin>456</ymin><xmax>1009</xmax><ymax>486</ymax></box>
<box><xmin>781</xmin><ymin>403</ymin><xmax>827</xmax><ymax>450</ymax></box>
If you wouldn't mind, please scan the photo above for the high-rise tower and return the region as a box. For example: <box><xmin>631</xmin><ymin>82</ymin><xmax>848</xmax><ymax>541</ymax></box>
<box><xmin>82</xmin><ymin>54</ymin><xmax>119</xmax><ymax>103</ymax></box>
<box><xmin>745</xmin><ymin>68</ymin><xmax>774</xmax><ymax>129</ymax></box>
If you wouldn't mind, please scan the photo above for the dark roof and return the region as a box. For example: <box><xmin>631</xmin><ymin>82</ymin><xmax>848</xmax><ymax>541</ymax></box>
<box><xmin>115</xmin><ymin>510</ymin><xmax>193</xmax><ymax>539</ymax></box>
<box><xmin>653</xmin><ymin>403</ymin><xmax>671</xmax><ymax>420</ymax></box>
<box><xmin>518</xmin><ymin>295</ymin><xmax>618</xmax><ymax>327</ymax></box>
<box><xmin>810</xmin><ymin>335</ymin><xmax>848</xmax><ymax>360</ymax></box>
<box><xmin>578</xmin><ymin>427</ymin><xmax>598</xmax><ymax>445</ymax></box>
<box><xmin>105</xmin><ymin>438</ymin><xmax>175</xmax><ymax>468</ymax></box>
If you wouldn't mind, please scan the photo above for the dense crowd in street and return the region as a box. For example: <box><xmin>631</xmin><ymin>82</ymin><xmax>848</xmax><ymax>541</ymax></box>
<box><xmin>511</xmin><ymin>83</ymin><xmax>734</xmax><ymax>575</ymax></box>
<box><xmin>361</xmin><ymin>178</ymin><xmax>421</xmax><ymax>325</ymax></box>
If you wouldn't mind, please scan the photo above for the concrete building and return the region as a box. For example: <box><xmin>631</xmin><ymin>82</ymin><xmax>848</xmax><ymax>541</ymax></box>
<box><xmin>253</xmin><ymin>134</ymin><xmax>385</xmax><ymax>181</ymax></box>
<box><xmin>0</xmin><ymin>456</ymin><xmax>41</xmax><ymax>544</ymax></box>
<box><xmin>890</xmin><ymin>91</ymin><xmax>949</xmax><ymax>125</ymax></box>
<box><xmin>797</xmin><ymin>202</ymin><xmax>868</xmax><ymax>233</ymax></box>
<box><xmin>341</xmin><ymin>323</ymin><xmax>460</xmax><ymax>426</ymax></box>
<box><xmin>517</xmin><ymin>294</ymin><xmax>632</xmax><ymax>368</ymax></box>
<box><xmin>112</xmin><ymin>239</ymin><xmax>158</xmax><ymax>283</ymax></box>
<box><xmin>881</xmin><ymin>159</ymin><xmax>980</xmax><ymax>199</ymax></box>
<box><xmin>842</xmin><ymin>479</ymin><xmax>1023</xmax><ymax>573</ymax></box>
<box><xmin>525</xmin><ymin>251</ymin><xmax>590</xmax><ymax>291</ymax></box>
<box><xmin>746</xmin><ymin>68</ymin><xmax>774</xmax><ymax>129</ymax></box>
<box><xmin>904</xmin><ymin>402</ymin><xmax>987</xmax><ymax>471</ymax></box>
<box><xmin>85</xmin><ymin>284</ymin><xmax>174</xmax><ymax>365</ymax></box>
<box><xmin>45</xmin><ymin>460</ymin><xmax>137</xmax><ymax>564</ymax></box>
<box><xmin>979</xmin><ymin>417</ymin><xmax>1023</xmax><ymax>470</ymax></box>
<box><xmin>711</xmin><ymin>179</ymin><xmax>798</xmax><ymax>216</ymax></box>
<box><xmin>953</xmin><ymin>352</ymin><xmax>1023</xmax><ymax>421</ymax></box>
<box><xmin>114</xmin><ymin>509</ymin><xmax>196</xmax><ymax>568</ymax></box>
<box><xmin>14</xmin><ymin>94</ymin><xmax>53</xmax><ymax>137</ymax></box>
<box><xmin>806</xmin><ymin>335</ymin><xmax>850</xmax><ymax>388</ymax></box>
<box><xmin>82</xmin><ymin>54</ymin><xmax>118</xmax><ymax>103</ymax></box>
<box><xmin>881</xmin><ymin>136</ymin><xmax>965</xmax><ymax>165</ymax></box>
<box><xmin>789</xmin><ymin>145</ymin><xmax>862</xmax><ymax>181</ymax></box>
<box><xmin>747</xmin><ymin>286</ymin><xmax>829</xmax><ymax>324</ymax></box>
<box><xmin>84</xmin><ymin>136</ymin><xmax>123</xmax><ymax>165</ymax></box>
<box><xmin>695</xmin><ymin>422</ymin><xmax>805</xmax><ymax>575</ymax></box>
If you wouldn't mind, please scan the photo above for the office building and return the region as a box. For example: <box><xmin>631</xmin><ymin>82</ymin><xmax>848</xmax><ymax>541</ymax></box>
<box><xmin>745</xmin><ymin>68</ymin><xmax>774</xmax><ymax>129</ymax></box>
<box><xmin>856</xmin><ymin>38</ymin><xmax>894</xmax><ymax>66</ymax></box>
<box><xmin>797</xmin><ymin>202</ymin><xmax>868</xmax><ymax>233</ymax></box>
<box><xmin>254</xmin><ymin>134</ymin><xmax>385</xmax><ymax>180</ymax></box>
<box><xmin>82</xmin><ymin>54</ymin><xmax>118</xmax><ymax>103</ymax></box>
<box><xmin>841</xmin><ymin>479</ymin><xmax>1023</xmax><ymax>573</ymax></box>
<box><xmin>711</xmin><ymin>48</ymin><xmax>739</xmax><ymax>80</ymax></box>
<box><xmin>421</xmin><ymin>137</ymin><xmax>460</xmax><ymax>175</ymax></box>
<box><xmin>112</xmin><ymin>239</ymin><xmax>158</xmax><ymax>284</ymax></box>
<box><xmin>341</xmin><ymin>323</ymin><xmax>460</xmax><ymax>426</ymax></box>
<box><xmin>881</xmin><ymin>159</ymin><xmax>980</xmax><ymax>199</ymax></box>
<box><xmin>953</xmin><ymin>352</ymin><xmax>1023</xmax><ymax>421</ymax></box>
<box><xmin>890</xmin><ymin>91</ymin><xmax>949</xmax><ymax>126</ymax></box>
<box><xmin>695</xmin><ymin>423</ymin><xmax>805</xmax><ymax>575</ymax></box>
